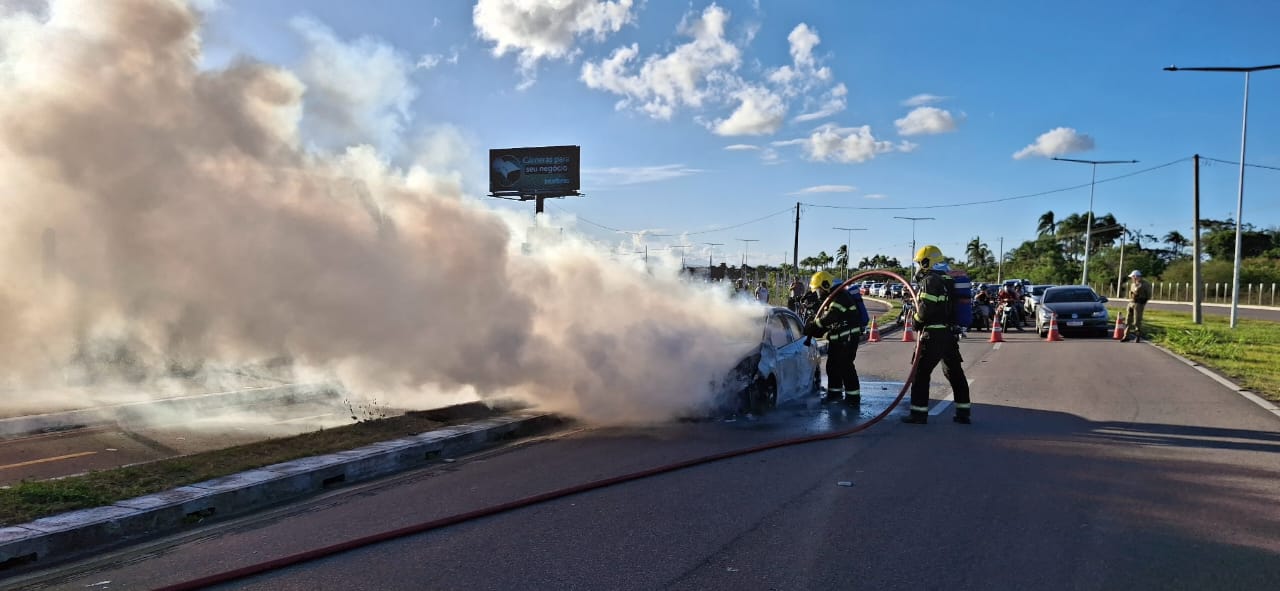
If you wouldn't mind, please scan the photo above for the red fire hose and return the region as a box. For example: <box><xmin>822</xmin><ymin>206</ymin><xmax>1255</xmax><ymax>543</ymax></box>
<box><xmin>154</xmin><ymin>270</ymin><xmax>922</xmax><ymax>591</ymax></box>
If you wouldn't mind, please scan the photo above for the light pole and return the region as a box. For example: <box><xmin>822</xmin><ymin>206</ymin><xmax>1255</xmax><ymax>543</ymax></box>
<box><xmin>703</xmin><ymin>242</ymin><xmax>723</xmax><ymax>269</ymax></box>
<box><xmin>737</xmin><ymin>238</ymin><xmax>759</xmax><ymax>268</ymax></box>
<box><xmin>1165</xmin><ymin>63</ymin><xmax>1280</xmax><ymax>328</ymax></box>
<box><xmin>1051</xmin><ymin>158</ymin><xmax>1137</xmax><ymax>285</ymax></box>
<box><xmin>893</xmin><ymin>216</ymin><xmax>934</xmax><ymax>269</ymax></box>
<box><xmin>997</xmin><ymin>236</ymin><xmax>1004</xmax><ymax>283</ymax></box>
<box><xmin>832</xmin><ymin>226</ymin><xmax>867</xmax><ymax>280</ymax></box>
<box><xmin>668</xmin><ymin>244</ymin><xmax>692</xmax><ymax>268</ymax></box>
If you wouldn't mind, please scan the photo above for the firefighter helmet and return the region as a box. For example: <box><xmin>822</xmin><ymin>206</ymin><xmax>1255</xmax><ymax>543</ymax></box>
<box><xmin>809</xmin><ymin>271</ymin><xmax>834</xmax><ymax>291</ymax></box>
<box><xmin>914</xmin><ymin>245</ymin><xmax>945</xmax><ymax>268</ymax></box>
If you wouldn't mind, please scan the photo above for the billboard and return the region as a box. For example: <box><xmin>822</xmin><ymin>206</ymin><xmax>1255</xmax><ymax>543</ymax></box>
<box><xmin>488</xmin><ymin>145</ymin><xmax>580</xmax><ymax>196</ymax></box>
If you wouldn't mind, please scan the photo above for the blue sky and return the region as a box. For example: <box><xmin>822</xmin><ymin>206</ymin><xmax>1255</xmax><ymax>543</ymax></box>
<box><xmin>198</xmin><ymin>0</ymin><xmax>1280</xmax><ymax>269</ymax></box>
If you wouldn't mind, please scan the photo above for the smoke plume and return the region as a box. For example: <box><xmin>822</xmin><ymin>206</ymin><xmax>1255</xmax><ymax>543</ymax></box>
<box><xmin>0</xmin><ymin>0</ymin><xmax>761</xmax><ymax>424</ymax></box>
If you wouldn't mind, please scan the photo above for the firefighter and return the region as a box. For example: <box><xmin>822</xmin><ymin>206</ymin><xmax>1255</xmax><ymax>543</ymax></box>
<box><xmin>804</xmin><ymin>272</ymin><xmax>870</xmax><ymax>405</ymax></box>
<box><xmin>902</xmin><ymin>245</ymin><xmax>972</xmax><ymax>425</ymax></box>
<box><xmin>1122</xmin><ymin>269</ymin><xmax>1152</xmax><ymax>342</ymax></box>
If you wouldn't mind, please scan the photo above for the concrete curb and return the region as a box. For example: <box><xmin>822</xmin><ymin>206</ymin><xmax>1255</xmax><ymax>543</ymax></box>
<box><xmin>1115</xmin><ymin>298</ymin><xmax>1279</xmax><ymax>311</ymax></box>
<box><xmin>0</xmin><ymin>383</ymin><xmax>342</xmax><ymax>440</ymax></box>
<box><xmin>0</xmin><ymin>411</ymin><xmax>562</xmax><ymax>571</ymax></box>
<box><xmin>1144</xmin><ymin>343</ymin><xmax>1280</xmax><ymax>421</ymax></box>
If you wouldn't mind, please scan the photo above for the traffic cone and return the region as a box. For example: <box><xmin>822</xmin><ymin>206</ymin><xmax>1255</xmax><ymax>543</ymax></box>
<box><xmin>901</xmin><ymin>316</ymin><xmax>916</xmax><ymax>342</ymax></box>
<box><xmin>1112</xmin><ymin>313</ymin><xmax>1126</xmax><ymax>340</ymax></box>
<box><xmin>988</xmin><ymin>313</ymin><xmax>1004</xmax><ymax>343</ymax></box>
<box><xmin>1046</xmin><ymin>313</ymin><xmax>1065</xmax><ymax>341</ymax></box>
<box><xmin>867</xmin><ymin>317</ymin><xmax>882</xmax><ymax>342</ymax></box>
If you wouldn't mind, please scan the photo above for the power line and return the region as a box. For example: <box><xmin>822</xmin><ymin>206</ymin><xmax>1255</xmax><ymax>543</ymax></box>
<box><xmin>1202</xmin><ymin>156</ymin><xmax>1280</xmax><ymax>172</ymax></box>
<box><xmin>548</xmin><ymin>203</ymin><xmax>795</xmax><ymax>237</ymax></box>
<box><xmin>804</xmin><ymin>157</ymin><xmax>1191</xmax><ymax>211</ymax></box>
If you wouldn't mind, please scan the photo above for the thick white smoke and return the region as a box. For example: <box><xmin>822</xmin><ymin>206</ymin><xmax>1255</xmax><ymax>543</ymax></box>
<box><xmin>0</xmin><ymin>0</ymin><xmax>761</xmax><ymax>424</ymax></box>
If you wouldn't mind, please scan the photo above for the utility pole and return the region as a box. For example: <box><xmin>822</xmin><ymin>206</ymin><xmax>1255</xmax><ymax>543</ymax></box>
<box><xmin>1116</xmin><ymin>225</ymin><xmax>1127</xmax><ymax>298</ymax></box>
<box><xmin>1192</xmin><ymin>154</ymin><xmax>1202</xmax><ymax>324</ymax></box>
<box><xmin>1051</xmin><ymin>157</ymin><xmax>1138</xmax><ymax>285</ymax></box>
<box><xmin>894</xmin><ymin>216</ymin><xmax>935</xmax><ymax>269</ymax></box>
<box><xmin>997</xmin><ymin>236</ymin><xmax>1004</xmax><ymax>283</ymax></box>
<box><xmin>792</xmin><ymin>202</ymin><xmax>801</xmax><ymax>269</ymax></box>
<box><xmin>668</xmin><ymin>244</ymin><xmax>692</xmax><ymax>269</ymax></box>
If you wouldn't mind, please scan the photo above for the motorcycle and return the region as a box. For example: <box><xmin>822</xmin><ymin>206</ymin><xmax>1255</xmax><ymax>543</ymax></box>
<box><xmin>996</xmin><ymin>303</ymin><xmax>1022</xmax><ymax>332</ymax></box>
<box><xmin>896</xmin><ymin>297</ymin><xmax>915</xmax><ymax>326</ymax></box>
<box><xmin>970</xmin><ymin>302</ymin><xmax>992</xmax><ymax>331</ymax></box>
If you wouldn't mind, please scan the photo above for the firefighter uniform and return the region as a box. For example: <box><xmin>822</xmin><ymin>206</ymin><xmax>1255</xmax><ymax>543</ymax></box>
<box><xmin>903</xmin><ymin>245</ymin><xmax>972</xmax><ymax>425</ymax></box>
<box><xmin>804</xmin><ymin>273</ymin><xmax>870</xmax><ymax>405</ymax></box>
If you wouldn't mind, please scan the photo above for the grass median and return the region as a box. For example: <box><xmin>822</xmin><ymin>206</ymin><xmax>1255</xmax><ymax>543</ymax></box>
<box><xmin>0</xmin><ymin>408</ymin><xmax>501</xmax><ymax>527</ymax></box>
<box><xmin>1115</xmin><ymin>307</ymin><xmax>1280</xmax><ymax>403</ymax></box>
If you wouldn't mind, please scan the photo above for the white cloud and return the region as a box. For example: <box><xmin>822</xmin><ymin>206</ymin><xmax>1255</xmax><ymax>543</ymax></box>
<box><xmin>793</xmin><ymin>82</ymin><xmax>846</xmax><ymax>122</ymax></box>
<box><xmin>895</xmin><ymin>106</ymin><xmax>959</xmax><ymax>136</ymax></box>
<box><xmin>789</xmin><ymin>184</ymin><xmax>856</xmax><ymax>195</ymax></box>
<box><xmin>760</xmin><ymin>148</ymin><xmax>781</xmax><ymax>165</ymax></box>
<box><xmin>773</xmin><ymin>124</ymin><xmax>907</xmax><ymax>163</ymax></box>
<box><xmin>864</xmin><ymin>193</ymin><xmax>887</xmax><ymax>200</ymax></box>
<box><xmin>902</xmin><ymin>93</ymin><xmax>946</xmax><ymax>107</ymax></box>
<box><xmin>291</xmin><ymin>17</ymin><xmax>417</xmax><ymax>151</ymax></box>
<box><xmin>474</xmin><ymin>0</ymin><xmax>636</xmax><ymax>88</ymax></box>
<box><xmin>583</xmin><ymin>164</ymin><xmax>703</xmax><ymax>185</ymax></box>
<box><xmin>766</xmin><ymin>23</ymin><xmax>831</xmax><ymax>96</ymax></box>
<box><xmin>723</xmin><ymin>144</ymin><xmax>760</xmax><ymax>151</ymax></box>
<box><xmin>581</xmin><ymin>4</ymin><xmax>740</xmax><ymax>120</ymax></box>
<box><xmin>416</xmin><ymin>48</ymin><xmax>460</xmax><ymax>70</ymax></box>
<box><xmin>1013</xmin><ymin>127</ymin><xmax>1095</xmax><ymax>159</ymax></box>
<box><xmin>712</xmin><ymin>85</ymin><xmax>785</xmax><ymax>136</ymax></box>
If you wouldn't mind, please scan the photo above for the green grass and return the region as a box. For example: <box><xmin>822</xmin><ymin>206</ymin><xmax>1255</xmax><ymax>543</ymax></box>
<box><xmin>0</xmin><ymin>411</ymin><xmax>465</xmax><ymax>526</ymax></box>
<box><xmin>1112</xmin><ymin>307</ymin><xmax>1280</xmax><ymax>403</ymax></box>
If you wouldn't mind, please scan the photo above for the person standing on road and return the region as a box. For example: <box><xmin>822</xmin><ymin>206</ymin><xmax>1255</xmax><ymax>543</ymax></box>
<box><xmin>755</xmin><ymin>281</ymin><xmax>770</xmax><ymax>304</ymax></box>
<box><xmin>804</xmin><ymin>272</ymin><xmax>870</xmax><ymax>405</ymax></box>
<box><xmin>1122</xmin><ymin>270</ymin><xmax>1152</xmax><ymax>343</ymax></box>
<box><xmin>903</xmin><ymin>245</ymin><xmax>972</xmax><ymax>425</ymax></box>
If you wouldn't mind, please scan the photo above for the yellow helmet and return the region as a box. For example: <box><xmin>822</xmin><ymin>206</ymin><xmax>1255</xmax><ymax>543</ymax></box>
<box><xmin>914</xmin><ymin>245</ymin><xmax>945</xmax><ymax>268</ymax></box>
<box><xmin>809</xmin><ymin>271</ymin><xmax>834</xmax><ymax>291</ymax></box>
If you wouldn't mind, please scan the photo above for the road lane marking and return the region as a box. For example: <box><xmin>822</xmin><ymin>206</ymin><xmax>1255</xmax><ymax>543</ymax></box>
<box><xmin>993</xmin><ymin>343</ymin><xmax>1002</xmax><ymax>350</ymax></box>
<box><xmin>0</xmin><ymin>450</ymin><xmax>97</xmax><ymax>471</ymax></box>
<box><xmin>271</xmin><ymin>413</ymin><xmax>336</xmax><ymax>425</ymax></box>
<box><xmin>1147</xmin><ymin>343</ymin><xmax>1280</xmax><ymax>420</ymax></box>
<box><xmin>929</xmin><ymin>379</ymin><xmax>975</xmax><ymax>416</ymax></box>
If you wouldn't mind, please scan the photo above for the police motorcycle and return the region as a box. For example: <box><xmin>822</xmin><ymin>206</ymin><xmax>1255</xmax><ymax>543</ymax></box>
<box><xmin>970</xmin><ymin>300</ymin><xmax>993</xmax><ymax>331</ymax></box>
<box><xmin>896</xmin><ymin>290</ymin><xmax>915</xmax><ymax>326</ymax></box>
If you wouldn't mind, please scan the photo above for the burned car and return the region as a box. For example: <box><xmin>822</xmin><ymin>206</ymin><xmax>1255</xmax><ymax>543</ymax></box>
<box><xmin>719</xmin><ymin>306</ymin><xmax>824</xmax><ymax>415</ymax></box>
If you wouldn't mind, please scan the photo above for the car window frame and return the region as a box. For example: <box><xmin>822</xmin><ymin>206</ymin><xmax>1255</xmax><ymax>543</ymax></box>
<box><xmin>765</xmin><ymin>312</ymin><xmax>791</xmax><ymax>348</ymax></box>
<box><xmin>779</xmin><ymin>312</ymin><xmax>805</xmax><ymax>345</ymax></box>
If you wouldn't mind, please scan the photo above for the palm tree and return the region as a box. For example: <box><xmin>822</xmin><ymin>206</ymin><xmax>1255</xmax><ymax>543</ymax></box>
<box><xmin>965</xmin><ymin>237</ymin><xmax>993</xmax><ymax>269</ymax></box>
<box><xmin>1163</xmin><ymin>230</ymin><xmax>1189</xmax><ymax>255</ymax></box>
<box><xmin>835</xmin><ymin>245</ymin><xmax>849</xmax><ymax>273</ymax></box>
<box><xmin>1036</xmin><ymin>211</ymin><xmax>1057</xmax><ymax>237</ymax></box>
<box><xmin>817</xmin><ymin>251</ymin><xmax>833</xmax><ymax>270</ymax></box>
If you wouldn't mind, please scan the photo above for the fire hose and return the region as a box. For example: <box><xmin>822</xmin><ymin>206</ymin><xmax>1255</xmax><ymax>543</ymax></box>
<box><xmin>154</xmin><ymin>270</ymin><xmax>923</xmax><ymax>591</ymax></box>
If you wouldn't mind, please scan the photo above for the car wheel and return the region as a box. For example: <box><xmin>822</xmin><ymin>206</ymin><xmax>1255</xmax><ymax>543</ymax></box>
<box><xmin>746</xmin><ymin>376</ymin><xmax>778</xmax><ymax>414</ymax></box>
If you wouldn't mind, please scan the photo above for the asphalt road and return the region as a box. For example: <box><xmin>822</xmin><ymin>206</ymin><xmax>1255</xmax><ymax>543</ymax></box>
<box><xmin>19</xmin><ymin>332</ymin><xmax>1280</xmax><ymax>591</ymax></box>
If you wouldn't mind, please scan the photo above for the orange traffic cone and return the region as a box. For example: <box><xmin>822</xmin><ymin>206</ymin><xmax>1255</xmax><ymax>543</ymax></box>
<box><xmin>1112</xmin><ymin>313</ymin><xmax>1126</xmax><ymax>340</ymax></box>
<box><xmin>867</xmin><ymin>317</ymin><xmax>882</xmax><ymax>342</ymax></box>
<box><xmin>901</xmin><ymin>316</ymin><xmax>916</xmax><ymax>342</ymax></box>
<box><xmin>1046</xmin><ymin>313</ymin><xmax>1065</xmax><ymax>341</ymax></box>
<box><xmin>988</xmin><ymin>312</ymin><xmax>1004</xmax><ymax>343</ymax></box>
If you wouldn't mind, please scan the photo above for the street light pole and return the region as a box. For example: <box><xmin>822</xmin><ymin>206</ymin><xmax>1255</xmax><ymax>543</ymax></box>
<box><xmin>833</xmin><ymin>226</ymin><xmax>868</xmax><ymax>280</ymax></box>
<box><xmin>668</xmin><ymin>244</ymin><xmax>692</xmax><ymax>268</ymax></box>
<box><xmin>1164</xmin><ymin>63</ymin><xmax>1280</xmax><ymax>328</ymax></box>
<box><xmin>737</xmin><ymin>238</ymin><xmax>760</xmax><ymax>268</ymax></box>
<box><xmin>893</xmin><ymin>216</ymin><xmax>934</xmax><ymax>269</ymax></box>
<box><xmin>1051</xmin><ymin>157</ymin><xmax>1137</xmax><ymax>286</ymax></box>
<box><xmin>703</xmin><ymin>242</ymin><xmax>723</xmax><ymax>269</ymax></box>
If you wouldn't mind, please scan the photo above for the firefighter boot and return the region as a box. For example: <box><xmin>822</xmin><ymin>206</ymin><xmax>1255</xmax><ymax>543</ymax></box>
<box><xmin>823</xmin><ymin>389</ymin><xmax>843</xmax><ymax>404</ymax></box>
<box><xmin>953</xmin><ymin>411</ymin><xmax>971</xmax><ymax>424</ymax></box>
<box><xmin>900</xmin><ymin>411</ymin><xmax>928</xmax><ymax>425</ymax></box>
<box><xmin>843</xmin><ymin>390</ymin><xmax>861</xmax><ymax>406</ymax></box>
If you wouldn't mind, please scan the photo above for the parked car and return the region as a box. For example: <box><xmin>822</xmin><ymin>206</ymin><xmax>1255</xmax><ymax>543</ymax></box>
<box><xmin>724</xmin><ymin>306</ymin><xmax>823</xmax><ymax>414</ymax></box>
<box><xmin>1025</xmin><ymin>284</ymin><xmax>1053</xmax><ymax>315</ymax></box>
<box><xmin>869</xmin><ymin>283</ymin><xmax>885</xmax><ymax>297</ymax></box>
<box><xmin>1036</xmin><ymin>286</ymin><xmax>1110</xmax><ymax>338</ymax></box>
<box><xmin>888</xmin><ymin>283</ymin><xmax>904</xmax><ymax>297</ymax></box>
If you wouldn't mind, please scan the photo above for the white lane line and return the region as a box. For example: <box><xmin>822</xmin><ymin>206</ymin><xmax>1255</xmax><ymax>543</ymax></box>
<box><xmin>993</xmin><ymin>343</ymin><xmax>1003</xmax><ymax>350</ymax></box>
<box><xmin>270</xmin><ymin>413</ymin><xmax>336</xmax><ymax>425</ymax></box>
<box><xmin>929</xmin><ymin>379</ymin><xmax>975</xmax><ymax>416</ymax></box>
<box><xmin>1147</xmin><ymin>343</ymin><xmax>1280</xmax><ymax>421</ymax></box>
